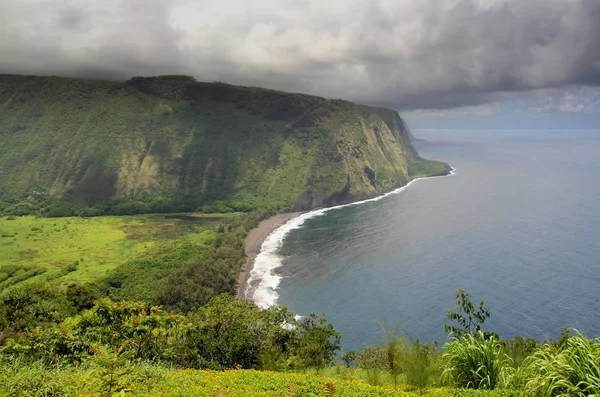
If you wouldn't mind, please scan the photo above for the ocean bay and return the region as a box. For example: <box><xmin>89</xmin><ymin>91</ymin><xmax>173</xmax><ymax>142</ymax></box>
<box><xmin>269</xmin><ymin>129</ymin><xmax>600</xmax><ymax>351</ymax></box>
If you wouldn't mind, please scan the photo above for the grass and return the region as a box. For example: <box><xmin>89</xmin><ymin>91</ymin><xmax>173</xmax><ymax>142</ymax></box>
<box><xmin>408</xmin><ymin>158</ymin><xmax>452</xmax><ymax>179</ymax></box>
<box><xmin>442</xmin><ymin>332</ymin><xmax>509</xmax><ymax>390</ymax></box>
<box><xmin>0</xmin><ymin>361</ymin><xmax>519</xmax><ymax>397</ymax></box>
<box><xmin>0</xmin><ymin>213</ymin><xmax>225</xmax><ymax>290</ymax></box>
<box><xmin>522</xmin><ymin>329</ymin><xmax>600</xmax><ymax>396</ymax></box>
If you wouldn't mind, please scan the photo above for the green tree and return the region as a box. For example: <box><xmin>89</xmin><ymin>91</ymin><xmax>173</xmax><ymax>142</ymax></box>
<box><xmin>341</xmin><ymin>350</ymin><xmax>356</xmax><ymax>368</ymax></box>
<box><xmin>0</xmin><ymin>283</ymin><xmax>71</xmax><ymax>337</ymax></box>
<box><xmin>295</xmin><ymin>314</ymin><xmax>341</xmax><ymax>373</ymax></box>
<box><xmin>444</xmin><ymin>288</ymin><xmax>491</xmax><ymax>337</ymax></box>
<box><xmin>355</xmin><ymin>346</ymin><xmax>387</xmax><ymax>386</ymax></box>
<box><xmin>185</xmin><ymin>294</ymin><xmax>297</xmax><ymax>369</ymax></box>
<box><xmin>65</xmin><ymin>283</ymin><xmax>97</xmax><ymax>312</ymax></box>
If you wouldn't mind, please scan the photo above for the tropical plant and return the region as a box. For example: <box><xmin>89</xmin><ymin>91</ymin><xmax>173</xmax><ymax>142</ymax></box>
<box><xmin>500</xmin><ymin>335</ymin><xmax>538</xmax><ymax>369</ymax></box>
<box><xmin>442</xmin><ymin>331</ymin><xmax>509</xmax><ymax>390</ymax></box>
<box><xmin>522</xmin><ymin>329</ymin><xmax>600</xmax><ymax>396</ymax></box>
<box><xmin>444</xmin><ymin>288</ymin><xmax>491</xmax><ymax>337</ymax></box>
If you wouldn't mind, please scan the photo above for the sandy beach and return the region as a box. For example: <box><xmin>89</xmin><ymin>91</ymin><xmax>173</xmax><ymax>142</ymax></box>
<box><xmin>236</xmin><ymin>212</ymin><xmax>301</xmax><ymax>300</ymax></box>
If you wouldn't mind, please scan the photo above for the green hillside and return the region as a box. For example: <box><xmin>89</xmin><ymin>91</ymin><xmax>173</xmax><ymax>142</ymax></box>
<box><xmin>0</xmin><ymin>74</ymin><xmax>449</xmax><ymax>215</ymax></box>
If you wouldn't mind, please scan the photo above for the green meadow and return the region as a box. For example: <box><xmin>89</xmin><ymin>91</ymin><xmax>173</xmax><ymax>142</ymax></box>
<box><xmin>0</xmin><ymin>213</ymin><xmax>225</xmax><ymax>289</ymax></box>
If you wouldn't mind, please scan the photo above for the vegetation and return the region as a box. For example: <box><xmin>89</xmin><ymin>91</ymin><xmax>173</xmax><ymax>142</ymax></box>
<box><xmin>0</xmin><ymin>75</ymin><xmax>595</xmax><ymax>395</ymax></box>
<box><xmin>0</xmin><ymin>213</ymin><xmax>227</xmax><ymax>291</ymax></box>
<box><xmin>0</xmin><ymin>74</ymin><xmax>449</xmax><ymax>217</ymax></box>
<box><xmin>0</xmin><ymin>289</ymin><xmax>341</xmax><ymax>373</ymax></box>
<box><xmin>0</xmin><ymin>362</ymin><xmax>518</xmax><ymax>397</ymax></box>
<box><xmin>522</xmin><ymin>329</ymin><xmax>600</xmax><ymax>396</ymax></box>
<box><xmin>444</xmin><ymin>288</ymin><xmax>492</xmax><ymax>337</ymax></box>
<box><xmin>1</xmin><ymin>279</ymin><xmax>598</xmax><ymax>395</ymax></box>
<box><xmin>442</xmin><ymin>331</ymin><xmax>508</xmax><ymax>390</ymax></box>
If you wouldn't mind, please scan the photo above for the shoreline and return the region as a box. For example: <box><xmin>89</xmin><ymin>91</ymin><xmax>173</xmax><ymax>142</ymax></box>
<box><xmin>236</xmin><ymin>167</ymin><xmax>454</xmax><ymax>304</ymax></box>
<box><xmin>236</xmin><ymin>212</ymin><xmax>301</xmax><ymax>300</ymax></box>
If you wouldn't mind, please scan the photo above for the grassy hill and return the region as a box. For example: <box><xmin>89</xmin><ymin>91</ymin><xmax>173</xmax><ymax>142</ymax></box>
<box><xmin>0</xmin><ymin>74</ymin><xmax>449</xmax><ymax>215</ymax></box>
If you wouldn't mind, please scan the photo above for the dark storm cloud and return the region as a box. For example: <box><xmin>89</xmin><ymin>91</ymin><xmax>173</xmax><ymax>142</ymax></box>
<box><xmin>1</xmin><ymin>0</ymin><xmax>599</xmax><ymax>111</ymax></box>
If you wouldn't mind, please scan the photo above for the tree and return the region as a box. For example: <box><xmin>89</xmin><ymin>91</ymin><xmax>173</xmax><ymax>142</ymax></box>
<box><xmin>295</xmin><ymin>314</ymin><xmax>341</xmax><ymax>373</ymax></box>
<box><xmin>444</xmin><ymin>288</ymin><xmax>490</xmax><ymax>337</ymax></box>
<box><xmin>65</xmin><ymin>283</ymin><xmax>97</xmax><ymax>312</ymax></box>
<box><xmin>341</xmin><ymin>350</ymin><xmax>357</xmax><ymax>368</ymax></box>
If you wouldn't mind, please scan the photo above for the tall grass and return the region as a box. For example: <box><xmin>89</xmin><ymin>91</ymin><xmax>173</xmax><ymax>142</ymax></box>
<box><xmin>522</xmin><ymin>329</ymin><xmax>600</xmax><ymax>396</ymax></box>
<box><xmin>404</xmin><ymin>340</ymin><xmax>442</xmax><ymax>389</ymax></box>
<box><xmin>442</xmin><ymin>331</ymin><xmax>509</xmax><ymax>390</ymax></box>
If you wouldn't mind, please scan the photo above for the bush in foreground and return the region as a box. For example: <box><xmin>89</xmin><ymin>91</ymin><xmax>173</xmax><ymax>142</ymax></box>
<box><xmin>0</xmin><ymin>358</ymin><xmax>519</xmax><ymax>397</ymax></box>
<box><xmin>442</xmin><ymin>331</ymin><xmax>509</xmax><ymax>390</ymax></box>
<box><xmin>522</xmin><ymin>329</ymin><xmax>600</xmax><ymax>396</ymax></box>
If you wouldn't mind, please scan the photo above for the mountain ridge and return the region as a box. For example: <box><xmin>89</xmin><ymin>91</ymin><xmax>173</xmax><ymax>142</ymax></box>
<box><xmin>0</xmin><ymin>74</ymin><xmax>450</xmax><ymax>216</ymax></box>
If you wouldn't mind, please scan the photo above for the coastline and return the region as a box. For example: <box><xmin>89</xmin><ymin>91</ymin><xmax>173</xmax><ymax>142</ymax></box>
<box><xmin>237</xmin><ymin>167</ymin><xmax>454</xmax><ymax>305</ymax></box>
<box><xmin>236</xmin><ymin>212</ymin><xmax>301</xmax><ymax>300</ymax></box>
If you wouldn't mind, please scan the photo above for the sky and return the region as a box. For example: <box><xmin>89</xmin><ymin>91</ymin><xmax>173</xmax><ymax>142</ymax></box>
<box><xmin>1</xmin><ymin>0</ymin><xmax>600</xmax><ymax>129</ymax></box>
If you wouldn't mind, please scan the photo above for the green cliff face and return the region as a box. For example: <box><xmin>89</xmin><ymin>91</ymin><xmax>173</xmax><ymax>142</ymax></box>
<box><xmin>0</xmin><ymin>74</ymin><xmax>450</xmax><ymax>213</ymax></box>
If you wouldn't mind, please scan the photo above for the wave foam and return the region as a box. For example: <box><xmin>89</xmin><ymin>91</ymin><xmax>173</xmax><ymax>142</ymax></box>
<box><xmin>245</xmin><ymin>169</ymin><xmax>455</xmax><ymax>308</ymax></box>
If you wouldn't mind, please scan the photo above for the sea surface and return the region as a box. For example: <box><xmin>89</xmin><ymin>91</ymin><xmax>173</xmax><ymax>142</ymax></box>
<box><xmin>246</xmin><ymin>129</ymin><xmax>600</xmax><ymax>351</ymax></box>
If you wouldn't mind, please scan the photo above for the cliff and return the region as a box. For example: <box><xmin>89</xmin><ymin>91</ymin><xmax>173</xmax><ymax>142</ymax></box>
<box><xmin>0</xmin><ymin>74</ymin><xmax>450</xmax><ymax>214</ymax></box>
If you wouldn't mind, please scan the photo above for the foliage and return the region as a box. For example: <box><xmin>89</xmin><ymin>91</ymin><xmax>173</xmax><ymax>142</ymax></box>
<box><xmin>499</xmin><ymin>335</ymin><xmax>538</xmax><ymax>369</ymax></box>
<box><xmin>0</xmin><ymin>283</ymin><xmax>73</xmax><ymax>338</ymax></box>
<box><xmin>2</xmin><ymin>280</ymin><xmax>600</xmax><ymax>395</ymax></box>
<box><xmin>0</xmin><ymin>74</ymin><xmax>448</xmax><ymax>217</ymax></box>
<box><xmin>0</xmin><ymin>213</ymin><xmax>221</xmax><ymax>291</ymax></box>
<box><xmin>341</xmin><ymin>350</ymin><xmax>357</xmax><ymax>368</ymax></box>
<box><xmin>404</xmin><ymin>340</ymin><xmax>442</xmax><ymax>390</ymax></box>
<box><xmin>295</xmin><ymin>314</ymin><xmax>342</xmax><ymax>372</ymax></box>
<box><xmin>377</xmin><ymin>321</ymin><xmax>405</xmax><ymax>387</ymax></box>
<box><xmin>442</xmin><ymin>331</ymin><xmax>509</xmax><ymax>390</ymax></box>
<box><xmin>1</xmin><ymin>292</ymin><xmax>341</xmax><ymax>373</ymax></box>
<box><xmin>182</xmin><ymin>295</ymin><xmax>298</xmax><ymax>369</ymax></box>
<box><xmin>68</xmin><ymin>299</ymin><xmax>188</xmax><ymax>363</ymax></box>
<box><xmin>0</xmin><ymin>264</ymin><xmax>46</xmax><ymax>290</ymax></box>
<box><xmin>444</xmin><ymin>288</ymin><xmax>491</xmax><ymax>337</ymax></box>
<box><xmin>355</xmin><ymin>345</ymin><xmax>387</xmax><ymax>385</ymax></box>
<box><xmin>522</xmin><ymin>329</ymin><xmax>600</xmax><ymax>396</ymax></box>
<box><xmin>1</xmin><ymin>324</ymin><xmax>92</xmax><ymax>365</ymax></box>
<box><xmin>153</xmin><ymin>229</ymin><xmax>245</xmax><ymax>311</ymax></box>
<box><xmin>0</xmin><ymin>360</ymin><xmax>521</xmax><ymax>397</ymax></box>
<box><xmin>356</xmin><ymin>329</ymin><xmax>441</xmax><ymax>389</ymax></box>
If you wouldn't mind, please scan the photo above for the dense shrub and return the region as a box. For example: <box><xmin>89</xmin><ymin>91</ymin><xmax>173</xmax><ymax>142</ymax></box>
<box><xmin>1</xmin><ymin>293</ymin><xmax>341</xmax><ymax>372</ymax></box>
<box><xmin>404</xmin><ymin>340</ymin><xmax>442</xmax><ymax>389</ymax></box>
<box><xmin>442</xmin><ymin>331</ymin><xmax>509</xmax><ymax>390</ymax></box>
<box><xmin>0</xmin><ymin>283</ymin><xmax>73</xmax><ymax>338</ymax></box>
<box><xmin>522</xmin><ymin>329</ymin><xmax>600</xmax><ymax>396</ymax></box>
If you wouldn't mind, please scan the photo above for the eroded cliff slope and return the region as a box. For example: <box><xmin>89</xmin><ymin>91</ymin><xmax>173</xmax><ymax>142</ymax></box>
<box><xmin>0</xmin><ymin>74</ymin><xmax>449</xmax><ymax>214</ymax></box>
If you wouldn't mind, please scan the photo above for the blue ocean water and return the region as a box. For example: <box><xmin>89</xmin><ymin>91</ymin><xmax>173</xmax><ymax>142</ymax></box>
<box><xmin>270</xmin><ymin>129</ymin><xmax>600</xmax><ymax>351</ymax></box>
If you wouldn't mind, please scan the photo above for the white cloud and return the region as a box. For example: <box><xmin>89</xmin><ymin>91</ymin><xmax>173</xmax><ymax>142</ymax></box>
<box><xmin>529</xmin><ymin>87</ymin><xmax>600</xmax><ymax>114</ymax></box>
<box><xmin>404</xmin><ymin>103</ymin><xmax>499</xmax><ymax>119</ymax></box>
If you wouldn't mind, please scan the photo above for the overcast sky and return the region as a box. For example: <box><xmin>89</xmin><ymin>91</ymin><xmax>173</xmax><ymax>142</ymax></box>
<box><xmin>2</xmin><ymin>0</ymin><xmax>600</xmax><ymax>128</ymax></box>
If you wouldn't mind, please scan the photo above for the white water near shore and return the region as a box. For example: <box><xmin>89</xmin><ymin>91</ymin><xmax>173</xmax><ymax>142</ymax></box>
<box><xmin>245</xmin><ymin>169</ymin><xmax>455</xmax><ymax>309</ymax></box>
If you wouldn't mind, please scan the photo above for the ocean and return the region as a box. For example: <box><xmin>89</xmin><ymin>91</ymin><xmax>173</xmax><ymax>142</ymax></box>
<box><xmin>245</xmin><ymin>129</ymin><xmax>600</xmax><ymax>351</ymax></box>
